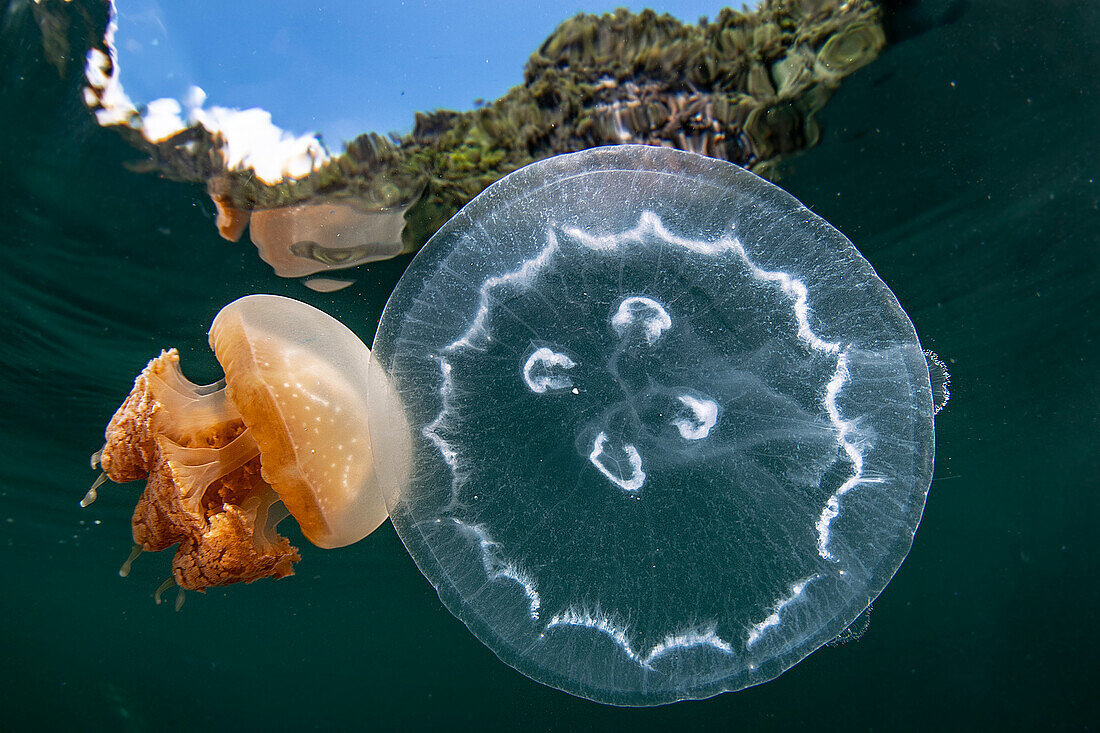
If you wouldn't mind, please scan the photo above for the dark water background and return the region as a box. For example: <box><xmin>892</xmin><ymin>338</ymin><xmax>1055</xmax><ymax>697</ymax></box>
<box><xmin>1</xmin><ymin>1</ymin><xmax>1096</xmax><ymax>729</ymax></box>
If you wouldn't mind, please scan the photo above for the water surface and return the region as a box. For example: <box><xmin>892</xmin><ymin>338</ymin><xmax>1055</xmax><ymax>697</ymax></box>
<box><xmin>0</xmin><ymin>0</ymin><xmax>1095</xmax><ymax>729</ymax></box>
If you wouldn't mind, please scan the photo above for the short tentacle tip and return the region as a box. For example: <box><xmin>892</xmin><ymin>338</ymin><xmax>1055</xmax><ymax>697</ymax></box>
<box><xmin>80</xmin><ymin>472</ymin><xmax>108</xmax><ymax>508</ymax></box>
<box><xmin>152</xmin><ymin>579</ymin><xmax>186</xmax><ymax>611</ymax></box>
<box><xmin>153</xmin><ymin>577</ymin><xmax>175</xmax><ymax>605</ymax></box>
<box><xmin>118</xmin><ymin>544</ymin><xmax>143</xmax><ymax>578</ymax></box>
<box><xmin>90</xmin><ymin>445</ymin><xmax>104</xmax><ymax>470</ymax></box>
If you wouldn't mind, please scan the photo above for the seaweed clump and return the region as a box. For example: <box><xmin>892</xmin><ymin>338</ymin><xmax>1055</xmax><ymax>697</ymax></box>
<box><xmin>403</xmin><ymin>1</ymin><xmax>885</xmax><ymax>241</ymax></box>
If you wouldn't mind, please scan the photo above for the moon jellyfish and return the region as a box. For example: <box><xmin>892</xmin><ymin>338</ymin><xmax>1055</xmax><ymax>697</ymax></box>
<box><xmin>368</xmin><ymin>145</ymin><xmax>937</xmax><ymax>705</ymax></box>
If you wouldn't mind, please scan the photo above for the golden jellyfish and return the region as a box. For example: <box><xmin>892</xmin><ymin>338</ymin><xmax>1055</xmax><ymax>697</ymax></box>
<box><xmin>84</xmin><ymin>295</ymin><xmax>404</xmax><ymax>604</ymax></box>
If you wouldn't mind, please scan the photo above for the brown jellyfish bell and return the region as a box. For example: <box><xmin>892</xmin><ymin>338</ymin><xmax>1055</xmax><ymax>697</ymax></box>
<box><xmin>84</xmin><ymin>295</ymin><xmax>407</xmax><ymax>606</ymax></box>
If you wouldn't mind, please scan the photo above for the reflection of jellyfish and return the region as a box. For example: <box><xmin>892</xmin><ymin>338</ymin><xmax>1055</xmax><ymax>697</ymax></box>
<box><xmin>369</xmin><ymin>145</ymin><xmax>939</xmax><ymax>705</ymax></box>
<box><xmin>84</xmin><ymin>295</ymin><xmax>407</xmax><ymax>601</ymax></box>
<box><xmin>246</xmin><ymin>196</ymin><xmax>419</xmax><ymax>286</ymax></box>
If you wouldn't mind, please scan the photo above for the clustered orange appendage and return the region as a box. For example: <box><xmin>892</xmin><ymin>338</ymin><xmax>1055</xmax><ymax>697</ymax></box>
<box><xmin>98</xmin><ymin>349</ymin><xmax>300</xmax><ymax>590</ymax></box>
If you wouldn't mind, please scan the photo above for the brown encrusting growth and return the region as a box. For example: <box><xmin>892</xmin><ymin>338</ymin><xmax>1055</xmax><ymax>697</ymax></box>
<box><xmin>97</xmin><ymin>349</ymin><xmax>300</xmax><ymax>590</ymax></box>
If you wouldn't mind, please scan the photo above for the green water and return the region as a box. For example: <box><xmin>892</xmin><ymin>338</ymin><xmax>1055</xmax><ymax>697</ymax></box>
<box><xmin>1</xmin><ymin>1</ymin><xmax>1096</xmax><ymax>729</ymax></box>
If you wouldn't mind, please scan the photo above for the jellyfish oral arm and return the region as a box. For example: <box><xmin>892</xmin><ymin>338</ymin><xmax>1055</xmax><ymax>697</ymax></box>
<box><xmin>155</xmin><ymin>430</ymin><xmax>261</xmax><ymax>515</ymax></box>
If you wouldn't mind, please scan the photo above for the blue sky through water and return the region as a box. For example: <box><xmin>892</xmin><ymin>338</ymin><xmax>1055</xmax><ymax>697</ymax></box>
<box><xmin>112</xmin><ymin>0</ymin><xmax>742</xmax><ymax>147</ymax></box>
